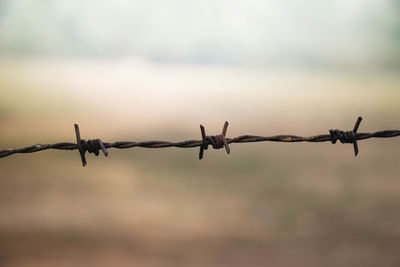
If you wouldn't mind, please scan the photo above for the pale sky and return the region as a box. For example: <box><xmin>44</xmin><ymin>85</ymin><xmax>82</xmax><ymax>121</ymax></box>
<box><xmin>0</xmin><ymin>0</ymin><xmax>399</xmax><ymax>68</ymax></box>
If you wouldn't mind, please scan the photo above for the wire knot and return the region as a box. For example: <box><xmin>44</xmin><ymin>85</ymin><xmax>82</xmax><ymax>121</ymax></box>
<box><xmin>203</xmin><ymin>135</ymin><xmax>226</xmax><ymax>149</ymax></box>
<box><xmin>199</xmin><ymin>121</ymin><xmax>230</xmax><ymax>159</ymax></box>
<box><xmin>329</xmin><ymin>116</ymin><xmax>362</xmax><ymax>156</ymax></box>
<box><xmin>80</xmin><ymin>139</ymin><xmax>107</xmax><ymax>156</ymax></box>
<box><xmin>74</xmin><ymin>124</ymin><xmax>108</xmax><ymax>167</ymax></box>
<box><xmin>329</xmin><ymin>130</ymin><xmax>357</xmax><ymax>144</ymax></box>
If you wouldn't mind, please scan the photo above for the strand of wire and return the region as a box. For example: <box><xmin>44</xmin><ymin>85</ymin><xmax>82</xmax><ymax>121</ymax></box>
<box><xmin>1</xmin><ymin>116</ymin><xmax>399</xmax><ymax>166</ymax></box>
<box><xmin>1</xmin><ymin>130</ymin><xmax>399</xmax><ymax>154</ymax></box>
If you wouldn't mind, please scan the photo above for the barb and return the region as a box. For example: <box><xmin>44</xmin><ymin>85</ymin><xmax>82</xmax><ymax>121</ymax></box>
<box><xmin>1</xmin><ymin>116</ymin><xmax>400</xmax><ymax>167</ymax></box>
<box><xmin>329</xmin><ymin>116</ymin><xmax>362</xmax><ymax>156</ymax></box>
<box><xmin>199</xmin><ymin>121</ymin><xmax>230</xmax><ymax>160</ymax></box>
<box><xmin>74</xmin><ymin>123</ymin><xmax>108</xmax><ymax>167</ymax></box>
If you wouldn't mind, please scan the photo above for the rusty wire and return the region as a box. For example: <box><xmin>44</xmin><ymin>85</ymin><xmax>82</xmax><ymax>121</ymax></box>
<box><xmin>1</xmin><ymin>116</ymin><xmax>400</xmax><ymax>167</ymax></box>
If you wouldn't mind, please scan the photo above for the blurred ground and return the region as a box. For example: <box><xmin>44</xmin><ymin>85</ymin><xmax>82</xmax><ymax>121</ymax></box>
<box><xmin>0</xmin><ymin>58</ymin><xmax>400</xmax><ymax>266</ymax></box>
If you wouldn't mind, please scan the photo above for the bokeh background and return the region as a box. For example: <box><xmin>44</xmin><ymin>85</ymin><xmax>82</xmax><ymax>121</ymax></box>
<box><xmin>1</xmin><ymin>1</ymin><xmax>400</xmax><ymax>266</ymax></box>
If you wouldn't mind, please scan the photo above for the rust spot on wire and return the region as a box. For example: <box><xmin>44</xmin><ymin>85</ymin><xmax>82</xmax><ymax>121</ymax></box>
<box><xmin>1</xmin><ymin>116</ymin><xmax>400</xmax><ymax>167</ymax></box>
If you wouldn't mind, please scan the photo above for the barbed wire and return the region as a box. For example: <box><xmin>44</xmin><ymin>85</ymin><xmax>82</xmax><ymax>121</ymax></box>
<box><xmin>1</xmin><ymin>116</ymin><xmax>400</xmax><ymax>167</ymax></box>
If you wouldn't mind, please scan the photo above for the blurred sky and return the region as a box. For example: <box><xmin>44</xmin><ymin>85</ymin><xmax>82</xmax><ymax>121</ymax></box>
<box><xmin>1</xmin><ymin>2</ymin><xmax>400</xmax><ymax>266</ymax></box>
<box><xmin>0</xmin><ymin>0</ymin><xmax>399</xmax><ymax>69</ymax></box>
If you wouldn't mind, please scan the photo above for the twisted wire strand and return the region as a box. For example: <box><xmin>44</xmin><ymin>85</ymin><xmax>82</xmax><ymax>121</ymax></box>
<box><xmin>1</xmin><ymin>116</ymin><xmax>400</xmax><ymax>166</ymax></box>
<box><xmin>2</xmin><ymin>130</ymin><xmax>398</xmax><ymax>152</ymax></box>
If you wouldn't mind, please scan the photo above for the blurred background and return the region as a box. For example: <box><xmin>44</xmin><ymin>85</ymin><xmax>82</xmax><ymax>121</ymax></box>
<box><xmin>0</xmin><ymin>0</ymin><xmax>400</xmax><ymax>266</ymax></box>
